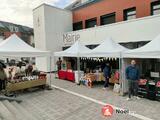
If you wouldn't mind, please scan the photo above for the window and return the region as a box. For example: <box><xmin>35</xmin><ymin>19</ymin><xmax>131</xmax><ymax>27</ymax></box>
<box><xmin>14</xmin><ymin>27</ymin><xmax>19</xmax><ymax>32</ymax></box>
<box><xmin>9</xmin><ymin>26</ymin><xmax>14</xmax><ymax>32</ymax></box>
<box><xmin>85</xmin><ymin>18</ymin><xmax>97</xmax><ymax>28</ymax></box>
<box><xmin>124</xmin><ymin>7</ymin><xmax>136</xmax><ymax>21</ymax></box>
<box><xmin>100</xmin><ymin>13</ymin><xmax>115</xmax><ymax>25</ymax></box>
<box><xmin>73</xmin><ymin>21</ymin><xmax>83</xmax><ymax>31</ymax></box>
<box><xmin>151</xmin><ymin>1</ymin><xmax>160</xmax><ymax>15</ymax></box>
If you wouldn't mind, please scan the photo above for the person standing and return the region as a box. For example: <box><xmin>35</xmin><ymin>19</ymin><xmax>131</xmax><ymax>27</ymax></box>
<box><xmin>125</xmin><ymin>60</ymin><xmax>140</xmax><ymax>100</ymax></box>
<box><xmin>56</xmin><ymin>57</ymin><xmax>62</xmax><ymax>71</ymax></box>
<box><xmin>0</xmin><ymin>64</ymin><xmax>7</xmax><ymax>91</ymax></box>
<box><xmin>103</xmin><ymin>63</ymin><xmax>111</xmax><ymax>90</ymax></box>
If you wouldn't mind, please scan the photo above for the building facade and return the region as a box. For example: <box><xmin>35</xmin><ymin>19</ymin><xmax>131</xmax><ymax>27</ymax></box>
<box><xmin>33</xmin><ymin>0</ymin><xmax>160</xmax><ymax>71</ymax></box>
<box><xmin>71</xmin><ymin>0</ymin><xmax>160</xmax><ymax>30</ymax></box>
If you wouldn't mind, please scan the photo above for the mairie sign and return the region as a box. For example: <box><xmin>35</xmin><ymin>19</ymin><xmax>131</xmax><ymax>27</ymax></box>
<box><xmin>63</xmin><ymin>33</ymin><xmax>80</xmax><ymax>46</ymax></box>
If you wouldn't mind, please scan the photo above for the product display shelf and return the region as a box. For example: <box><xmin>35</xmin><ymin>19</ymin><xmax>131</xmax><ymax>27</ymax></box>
<box><xmin>6</xmin><ymin>78</ymin><xmax>46</xmax><ymax>92</ymax></box>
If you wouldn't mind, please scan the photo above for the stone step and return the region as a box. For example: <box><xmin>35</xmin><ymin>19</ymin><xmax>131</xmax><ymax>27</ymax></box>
<box><xmin>0</xmin><ymin>96</ymin><xmax>22</xmax><ymax>103</ymax></box>
<box><xmin>20</xmin><ymin>101</ymin><xmax>44</xmax><ymax>120</ymax></box>
<box><xmin>2</xmin><ymin>100</ymin><xmax>27</xmax><ymax>120</ymax></box>
<box><xmin>11</xmin><ymin>101</ymin><xmax>38</xmax><ymax>120</ymax></box>
<box><xmin>0</xmin><ymin>101</ymin><xmax>16</xmax><ymax>120</ymax></box>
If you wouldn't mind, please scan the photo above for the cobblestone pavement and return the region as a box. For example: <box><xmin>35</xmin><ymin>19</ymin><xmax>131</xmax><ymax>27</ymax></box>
<box><xmin>18</xmin><ymin>88</ymin><xmax>137</xmax><ymax>120</ymax></box>
<box><xmin>50</xmin><ymin>78</ymin><xmax>160</xmax><ymax>120</ymax></box>
<box><xmin>15</xmin><ymin>76</ymin><xmax>160</xmax><ymax>120</ymax></box>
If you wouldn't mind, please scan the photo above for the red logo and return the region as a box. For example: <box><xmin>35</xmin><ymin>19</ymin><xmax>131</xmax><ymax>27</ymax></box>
<box><xmin>156</xmin><ymin>81</ymin><xmax>160</xmax><ymax>87</ymax></box>
<box><xmin>102</xmin><ymin>105</ymin><xmax>114</xmax><ymax>117</ymax></box>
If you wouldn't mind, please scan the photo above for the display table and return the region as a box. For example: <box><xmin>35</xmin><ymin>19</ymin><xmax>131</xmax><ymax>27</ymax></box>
<box><xmin>58</xmin><ymin>70</ymin><xmax>67</xmax><ymax>79</ymax></box>
<box><xmin>58</xmin><ymin>70</ymin><xmax>75</xmax><ymax>82</ymax></box>
<box><xmin>66</xmin><ymin>71</ymin><xmax>75</xmax><ymax>82</ymax></box>
<box><xmin>6</xmin><ymin>79</ymin><xmax>46</xmax><ymax>92</ymax></box>
<box><xmin>83</xmin><ymin>73</ymin><xmax>96</xmax><ymax>87</ymax></box>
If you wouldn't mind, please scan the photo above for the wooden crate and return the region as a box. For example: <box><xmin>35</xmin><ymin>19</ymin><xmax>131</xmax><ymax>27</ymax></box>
<box><xmin>6</xmin><ymin>79</ymin><xmax>46</xmax><ymax>92</ymax></box>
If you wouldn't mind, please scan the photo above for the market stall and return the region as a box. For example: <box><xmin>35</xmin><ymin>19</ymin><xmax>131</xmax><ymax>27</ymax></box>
<box><xmin>54</xmin><ymin>38</ymin><xmax>128</xmax><ymax>90</ymax></box>
<box><xmin>83</xmin><ymin>37</ymin><xmax>128</xmax><ymax>89</ymax></box>
<box><xmin>123</xmin><ymin>34</ymin><xmax>160</xmax><ymax>100</ymax></box>
<box><xmin>54</xmin><ymin>40</ymin><xmax>91</xmax><ymax>83</ymax></box>
<box><xmin>0</xmin><ymin>34</ymin><xmax>50</xmax><ymax>93</ymax></box>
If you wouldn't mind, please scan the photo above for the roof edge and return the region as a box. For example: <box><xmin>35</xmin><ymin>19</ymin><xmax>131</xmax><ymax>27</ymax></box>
<box><xmin>33</xmin><ymin>3</ymin><xmax>71</xmax><ymax>13</ymax></box>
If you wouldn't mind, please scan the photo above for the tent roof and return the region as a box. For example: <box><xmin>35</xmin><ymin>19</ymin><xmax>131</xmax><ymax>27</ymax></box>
<box><xmin>54</xmin><ymin>40</ymin><xmax>91</xmax><ymax>57</ymax></box>
<box><xmin>123</xmin><ymin>34</ymin><xmax>160</xmax><ymax>58</ymax></box>
<box><xmin>87</xmin><ymin>37</ymin><xmax>128</xmax><ymax>57</ymax></box>
<box><xmin>0</xmin><ymin>34</ymin><xmax>50</xmax><ymax>57</ymax></box>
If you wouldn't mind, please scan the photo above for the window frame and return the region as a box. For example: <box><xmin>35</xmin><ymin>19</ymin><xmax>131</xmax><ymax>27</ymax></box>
<box><xmin>151</xmin><ymin>0</ymin><xmax>160</xmax><ymax>15</ymax></box>
<box><xmin>123</xmin><ymin>7</ymin><xmax>136</xmax><ymax>21</ymax></box>
<box><xmin>100</xmin><ymin>12</ymin><xmax>116</xmax><ymax>25</ymax></box>
<box><xmin>85</xmin><ymin>18</ymin><xmax>97</xmax><ymax>28</ymax></box>
<box><xmin>73</xmin><ymin>21</ymin><xmax>83</xmax><ymax>31</ymax></box>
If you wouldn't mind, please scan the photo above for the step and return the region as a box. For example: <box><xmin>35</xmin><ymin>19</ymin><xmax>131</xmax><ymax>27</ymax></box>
<box><xmin>21</xmin><ymin>102</ymin><xmax>44</xmax><ymax>120</ymax></box>
<box><xmin>2</xmin><ymin>100</ymin><xmax>27</xmax><ymax>120</ymax></box>
<box><xmin>0</xmin><ymin>96</ymin><xmax>22</xmax><ymax>103</ymax></box>
<box><xmin>21</xmin><ymin>98</ymin><xmax>48</xmax><ymax>120</ymax></box>
<box><xmin>0</xmin><ymin>101</ymin><xmax>16</xmax><ymax>120</ymax></box>
<box><xmin>11</xmin><ymin>101</ymin><xmax>38</xmax><ymax>120</ymax></box>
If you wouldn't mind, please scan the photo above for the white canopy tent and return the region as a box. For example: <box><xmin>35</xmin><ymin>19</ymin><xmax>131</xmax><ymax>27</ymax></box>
<box><xmin>123</xmin><ymin>34</ymin><xmax>160</xmax><ymax>58</ymax></box>
<box><xmin>54</xmin><ymin>40</ymin><xmax>91</xmax><ymax>57</ymax></box>
<box><xmin>122</xmin><ymin>34</ymin><xmax>160</xmax><ymax>94</ymax></box>
<box><xmin>86</xmin><ymin>37</ymin><xmax>128</xmax><ymax>57</ymax></box>
<box><xmin>54</xmin><ymin>40</ymin><xmax>92</xmax><ymax>83</ymax></box>
<box><xmin>84</xmin><ymin>37</ymin><xmax>129</xmax><ymax>94</ymax></box>
<box><xmin>0</xmin><ymin>34</ymin><xmax>52</xmax><ymax>86</ymax></box>
<box><xmin>0</xmin><ymin>34</ymin><xmax>50</xmax><ymax>57</ymax></box>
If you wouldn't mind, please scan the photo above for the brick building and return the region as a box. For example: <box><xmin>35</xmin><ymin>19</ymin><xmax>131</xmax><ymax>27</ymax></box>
<box><xmin>66</xmin><ymin>0</ymin><xmax>160</xmax><ymax>30</ymax></box>
<box><xmin>33</xmin><ymin>0</ymin><xmax>160</xmax><ymax>71</ymax></box>
<box><xmin>0</xmin><ymin>21</ymin><xmax>34</xmax><ymax>46</ymax></box>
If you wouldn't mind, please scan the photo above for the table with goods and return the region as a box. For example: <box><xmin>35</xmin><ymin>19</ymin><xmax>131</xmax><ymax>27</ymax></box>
<box><xmin>138</xmin><ymin>78</ymin><xmax>160</xmax><ymax>101</ymax></box>
<box><xmin>5</xmin><ymin>66</ymin><xmax>47</xmax><ymax>93</ymax></box>
<box><xmin>80</xmin><ymin>69</ymin><xmax>120</xmax><ymax>88</ymax></box>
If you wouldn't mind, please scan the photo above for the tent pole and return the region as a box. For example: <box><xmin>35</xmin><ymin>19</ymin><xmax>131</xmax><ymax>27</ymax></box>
<box><xmin>77</xmin><ymin>56</ymin><xmax>80</xmax><ymax>84</ymax></box>
<box><xmin>121</xmin><ymin>58</ymin><xmax>124</xmax><ymax>95</ymax></box>
<box><xmin>119</xmin><ymin>54</ymin><xmax>124</xmax><ymax>96</ymax></box>
<box><xmin>50</xmin><ymin>56</ymin><xmax>52</xmax><ymax>85</ymax></box>
<box><xmin>119</xmin><ymin>55</ymin><xmax>123</xmax><ymax>95</ymax></box>
<box><xmin>48</xmin><ymin>56</ymin><xmax>52</xmax><ymax>90</ymax></box>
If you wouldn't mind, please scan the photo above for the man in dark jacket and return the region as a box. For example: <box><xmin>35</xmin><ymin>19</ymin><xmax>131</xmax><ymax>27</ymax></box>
<box><xmin>126</xmin><ymin>60</ymin><xmax>140</xmax><ymax>100</ymax></box>
<box><xmin>103</xmin><ymin>63</ymin><xmax>111</xmax><ymax>89</ymax></box>
<box><xmin>0</xmin><ymin>64</ymin><xmax>7</xmax><ymax>91</ymax></box>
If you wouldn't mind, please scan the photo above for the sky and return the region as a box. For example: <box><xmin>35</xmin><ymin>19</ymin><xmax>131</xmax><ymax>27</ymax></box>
<box><xmin>0</xmin><ymin>0</ymin><xmax>75</xmax><ymax>28</ymax></box>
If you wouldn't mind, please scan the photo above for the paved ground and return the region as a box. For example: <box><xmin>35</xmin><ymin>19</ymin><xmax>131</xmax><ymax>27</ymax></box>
<box><xmin>15</xmin><ymin>77</ymin><xmax>160</xmax><ymax>120</ymax></box>
<box><xmin>18</xmin><ymin>87</ymin><xmax>137</xmax><ymax>120</ymax></box>
<box><xmin>51</xmin><ymin>78</ymin><xmax>160</xmax><ymax>120</ymax></box>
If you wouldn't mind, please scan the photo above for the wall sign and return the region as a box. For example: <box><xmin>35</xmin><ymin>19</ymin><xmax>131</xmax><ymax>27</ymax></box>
<box><xmin>63</xmin><ymin>33</ymin><xmax>80</xmax><ymax>46</ymax></box>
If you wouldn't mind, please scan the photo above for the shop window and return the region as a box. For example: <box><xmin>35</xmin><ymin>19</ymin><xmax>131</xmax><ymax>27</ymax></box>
<box><xmin>85</xmin><ymin>18</ymin><xmax>97</xmax><ymax>28</ymax></box>
<box><xmin>151</xmin><ymin>1</ymin><xmax>160</xmax><ymax>15</ymax></box>
<box><xmin>100</xmin><ymin>12</ymin><xmax>115</xmax><ymax>25</ymax></box>
<box><xmin>73</xmin><ymin>21</ymin><xmax>83</xmax><ymax>31</ymax></box>
<box><xmin>124</xmin><ymin>7</ymin><xmax>136</xmax><ymax>21</ymax></box>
